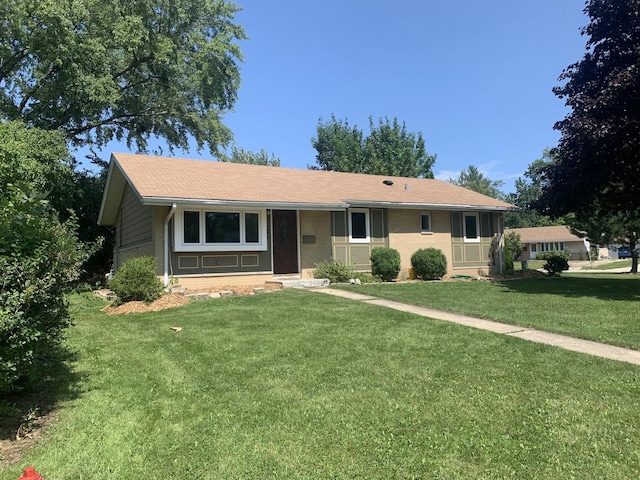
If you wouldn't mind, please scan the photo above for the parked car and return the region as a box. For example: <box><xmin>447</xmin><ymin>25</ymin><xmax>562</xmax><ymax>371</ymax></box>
<box><xmin>618</xmin><ymin>248</ymin><xmax>637</xmax><ymax>259</ymax></box>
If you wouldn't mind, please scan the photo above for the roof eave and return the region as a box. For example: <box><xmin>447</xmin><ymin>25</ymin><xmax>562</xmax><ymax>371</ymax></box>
<box><xmin>141</xmin><ymin>197</ymin><xmax>350</xmax><ymax>210</ymax></box>
<box><xmin>345</xmin><ymin>200</ymin><xmax>515</xmax><ymax>211</ymax></box>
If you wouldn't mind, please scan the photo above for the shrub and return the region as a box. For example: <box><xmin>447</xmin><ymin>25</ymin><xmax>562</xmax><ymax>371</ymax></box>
<box><xmin>370</xmin><ymin>247</ymin><xmax>401</xmax><ymax>281</ymax></box>
<box><xmin>504</xmin><ymin>241</ymin><xmax>515</xmax><ymax>274</ymax></box>
<box><xmin>410</xmin><ymin>248</ymin><xmax>448</xmax><ymax>280</ymax></box>
<box><xmin>109</xmin><ymin>257</ymin><xmax>164</xmax><ymax>303</ymax></box>
<box><xmin>313</xmin><ymin>259</ymin><xmax>356</xmax><ymax>284</ymax></box>
<box><xmin>537</xmin><ymin>251</ymin><xmax>570</xmax><ymax>276</ymax></box>
<box><xmin>1</xmin><ymin>187</ymin><xmax>90</xmax><ymax>393</ymax></box>
<box><xmin>504</xmin><ymin>232</ymin><xmax>522</xmax><ymax>274</ymax></box>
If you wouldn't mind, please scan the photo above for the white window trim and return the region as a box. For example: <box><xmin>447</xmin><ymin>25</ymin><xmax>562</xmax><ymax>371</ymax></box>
<box><xmin>420</xmin><ymin>212</ymin><xmax>432</xmax><ymax>234</ymax></box>
<box><xmin>348</xmin><ymin>208</ymin><xmax>370</xmax><ymax>243</ymax></box>
<box><xmin>463</xmin><ymin>213</ymin><xmax>480</xmax><ymax>243</ymax></box>
<box><xmin>174</xmin><ymin>207</ymin><xmax>268</xmax><ymax>252</ymax></box>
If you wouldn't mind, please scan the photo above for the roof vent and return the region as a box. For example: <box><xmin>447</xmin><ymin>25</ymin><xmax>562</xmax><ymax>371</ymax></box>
<box><xmin>383</xmin><ymin>180</ymin><xmax>394</xmax><ymax>186</ymax></box>
<box><xmin>404</xmin><ymin>183</ymin><xmax>410</xmax><ymax>190</ymax></box>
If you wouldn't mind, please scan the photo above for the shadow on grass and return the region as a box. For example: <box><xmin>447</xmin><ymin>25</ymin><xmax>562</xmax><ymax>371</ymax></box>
<box><xmin>494</xmin><ymin>273</ymin><xmax>640</xmax><ymax>301</ymax></box>
<box><xmin>0</xmin><ymin>344</ymin><xmax>84</xmax><ymax>465</ymax></box>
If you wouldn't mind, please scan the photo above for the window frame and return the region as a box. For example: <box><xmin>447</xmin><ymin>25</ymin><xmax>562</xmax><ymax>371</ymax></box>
<box><xmin>174</xmin><ymin>207</ymin><xmax>268</xmax><ymax>252</ymax></box>
<box><xmin>348</xmin><ymin>208</ymin><xmax>370</xmax><ymax>243</ymax></box>
<box><xmin>463</xmin><ymin>213</ymin><xmax>480</xmax><ymax>243</ymax></box>
<box><xmin>420</xmin><ymin>212</ymin><xmax>432</xmax><ymax>234</ymax></box>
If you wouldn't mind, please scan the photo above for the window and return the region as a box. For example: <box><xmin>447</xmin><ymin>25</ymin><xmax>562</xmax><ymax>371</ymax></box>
<box><xmin>349</xmin><ymin>209</ymin><xmax>370</xmax><ymax>243</ymax></box>
<box><xmin>539</xmin><ymin>242</ymin><xmax>564</xmax><ymax>253</ymax></box>
<box><xmin>463</xmin><ymin>213</ymin><xmax>479</xmax><ymax>242</ymax></box>
<box><xmin>531</xmin><ymin>243</ymin><xmax>537</xmax><ymax>252</ymax></box>
<box><xmin>420</xmin><ymin>212</ymin><xmax>432</xmax><ymax>234</ymax></box>
<box><xmin>206</xmin><ymin>212</ymin><xmax>240</xmax><ymax>243</ymax></box>
<box><xmin>175</xmin><ymin>208</ymin><xmax>267</xmax><ymax>252</ymax></box>
<box><xmin>183</xmin><ymin>211</ymin><xmax>200</xmax><ymax>244</ymax></box>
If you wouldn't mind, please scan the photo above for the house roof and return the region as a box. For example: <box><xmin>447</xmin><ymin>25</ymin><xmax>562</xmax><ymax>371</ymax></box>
<box><xmin>505</xmin><ymin>225</ymin><xmax>584</xmax><ymax>243</ymax></box>
<box><xmin>99</xmin><ymin>153</ymin><xmax>515</xmax><ymax>225</ymax></box>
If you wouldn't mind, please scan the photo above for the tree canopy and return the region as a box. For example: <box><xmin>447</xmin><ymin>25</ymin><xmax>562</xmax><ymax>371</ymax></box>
<box><xmin>536</xmin><ymin>0</ymin><xmax>640</xmax><ymax>215</ymax></box>
<box><xmin>0</xmin><ymin>0</ymin><xmax>245</xmax><ymax>156</ymax></box>
<box><xmin>448</xmin><ymin>165</ymin><xmax>504</xmax><ymax>199</ymax></box>
<box><xmin>220</xmin><ymin>146</ymin><xmax>281</xmax><ymax>166</ymax></box>
<box><xmin>504</xmin><ymin>151</ymin><xmax>568</xmax><ymax>228</ymax></box>
<box><xmin>310</xmin><ymin>115</ymin><xmax>436</xmax><ymax>178</ymax></box>
<box><xmin>535</xmin><ymin>0</ymin><xmax>640</xmax><ymax>271</ymax></box>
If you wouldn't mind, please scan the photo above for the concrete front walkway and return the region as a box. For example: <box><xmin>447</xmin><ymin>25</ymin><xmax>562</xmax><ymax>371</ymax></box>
<box><xmin>309</xmin><ymin>288</ymin><xmax>640</xmax><ymax>366</ymax></box>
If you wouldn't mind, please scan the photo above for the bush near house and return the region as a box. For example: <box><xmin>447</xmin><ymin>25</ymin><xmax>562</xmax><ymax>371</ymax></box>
<box><xmin>537</xmin><ymin>251</ymin><xmax>570</xmax><ymax>276</ymax></box>
<box><xmin>370</xmin><ymin>247</ymin><xmax>401</xmax><ymax>282</ymax></box>
<box><xmin>108</xmin><ymin>256</ymin><xmax>164</xmax><ymax>304</ymax></box>
<box><xmin>313</xmin><ymin>259</ymin><xmax>356</xmax><ymax>284</ymax></box>
<box><xmin>410</xmin><ymin>248</ymin><xmax>447</xmax><ymax>280</ymax></box>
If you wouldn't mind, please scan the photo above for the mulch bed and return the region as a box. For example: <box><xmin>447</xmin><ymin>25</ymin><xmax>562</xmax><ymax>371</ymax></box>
<box><xmin>102</xmin><ymin>283</ymin><xmax>282</xmax><ymax>315</ymax></box>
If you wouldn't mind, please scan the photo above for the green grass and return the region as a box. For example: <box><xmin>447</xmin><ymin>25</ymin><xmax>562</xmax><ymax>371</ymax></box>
<box><xmin>513</xmin><ymin>259</ymin><xmax>545</xmax><ymax>271</ymax></box>
<box><xmin>2</xmin><ymin>290</ymin><xmax>640</xmax><ymax>479</ymax></box>
<box><xmin>582</xmin><ymin>260</ymin><xmax>632</xmax><ymax>270</ymax></box>
<box><xmin>336</xmin><ymin>274</ymin><xmax>640</xmax><ymax>350</ymax></box>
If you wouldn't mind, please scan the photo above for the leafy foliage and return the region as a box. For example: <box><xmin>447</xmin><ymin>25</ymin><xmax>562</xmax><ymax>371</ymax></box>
<box><xmin>504</xmin><ymin>151</ymin><xmax>570</xmax><ymax>228</ymax></box>
<box><xmin>537</xmin><ymin>251</ymin><xmax>570</xmax><ymax>276</ymax></box>
<box><xmin>448</xmin><ymin>165</ymin><xmax>504</xmax><ymax>199</ymax></box>
<box><xmin>220</xmin><ymin>146</ymin><xmax>281</xmax><ymax>166</ymax></box>
<box><xmin>1</xmin><ymin>185</ymin><xmax>89</xmax><ymax>393</ymax></box>
<box><xmin>535</xmin><ymin>1</ymin><xmax>640</xmax><ymax>271</ymax></box>
<box><xmin>410</xmin><ymin>248</ymin><xmax>447</xmax><ymax>280</ymax></box>
<box><xmin>370</xmin><ymin>247</ymin><xmax>401</xmax><ymax>282</ymax></box>
<box><xmin>108</xmin><ymin>257</ymin><xmax>164</xmax><ymax>304</ymax></box>
<box><xmin>310</xmin><ymin>115</ymin><xmax>436</xmax><ymax>178</ymax></box>
<box><xmin>313</xmin><ymin>259</ymin><xmax>366</xmax><ymax>284</ymax></box>
<box><xmin>504</xmin><ymin>232</ymin><xmax>523</xmax><ymax>263</ymax></box>
<box><xmin>0</xmin><ymin>0</ymin><xmax>246</xmax><ymax>156</ymax></box>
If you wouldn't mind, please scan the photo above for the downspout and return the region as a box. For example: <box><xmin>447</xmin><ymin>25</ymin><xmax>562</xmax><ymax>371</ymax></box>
<box><xmin>498</xmin><ymin>215</ymin><xmax>504</xmax><ymax>275</ymax></box>
<box><xmin>164</xmin><ymin>203</ymin><xmax>177</xmax><ymax>287</ymax></box>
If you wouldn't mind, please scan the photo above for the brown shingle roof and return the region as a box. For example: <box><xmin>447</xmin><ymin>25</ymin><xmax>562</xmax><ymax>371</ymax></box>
<box><xmin>100</xmin><ymin>153</ymin><xmax>515</xmax><ymax>224</ymax></box>
<box><xmin>505</xmin><ymin>225</ymin><xmax>583</xmax><ymax>243</ymax></box>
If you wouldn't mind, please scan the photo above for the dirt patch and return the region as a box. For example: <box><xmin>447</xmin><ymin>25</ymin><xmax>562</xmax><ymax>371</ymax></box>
<box><xmin>0</xmin><ymin>392</ymin><xmax>59</xmax><ymax>468</ymax></box>
<box><xmin>102</xmin><ymin>283</ymin><xmax>282</xmax><ymax>315</ymax></box>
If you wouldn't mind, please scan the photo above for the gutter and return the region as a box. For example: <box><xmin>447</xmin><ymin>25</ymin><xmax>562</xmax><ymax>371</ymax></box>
<box><xmin>163</xmin><ymin>203</ymin><xmax>177</xmax><ymax>287</ymax></box>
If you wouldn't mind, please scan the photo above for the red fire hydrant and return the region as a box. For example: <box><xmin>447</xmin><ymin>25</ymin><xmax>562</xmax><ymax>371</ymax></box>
<box><xmin>18</xmin><ymin>466</ymin><xmax>43</xmax><ymax>480</ymax></box>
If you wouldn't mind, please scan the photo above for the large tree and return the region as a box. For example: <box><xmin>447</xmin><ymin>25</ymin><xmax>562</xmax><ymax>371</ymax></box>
<box><xmin>448</xmin><ymin>165</ymin><xmax>504</xmax><ymax>199</ymax></box>
<box><xmin>0</xmin><ymin>0</ymin><xmax>245</xmax><ymax>156</ymax></box>
<box><xmin>535</xmin><ymin>0</ymin><xmax>640</xmax><ymax>272</ymax></box>
<box><xmin>310</xmin><ymin>115</ymin><xmax>436</xmax><ymax>178</ymax></box>
<box><xmin>0</xmin><ymin>0</ymin><xmax>245</xmax><ymax>276</ymax></box>
<box><xmin>505</xmin><ymin>151</ymin><xmax>568</xmax><ymax>228</ymax></box>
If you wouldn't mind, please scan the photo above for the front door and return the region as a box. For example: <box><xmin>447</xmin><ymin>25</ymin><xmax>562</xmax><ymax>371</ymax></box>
<box><xmin>272</xmin><ymin>210</ymin><xmax>298</xmax><ymax>274</ymax></box>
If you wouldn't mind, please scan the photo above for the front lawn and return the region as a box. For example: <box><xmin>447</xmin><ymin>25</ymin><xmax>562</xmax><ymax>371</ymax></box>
<box><xmin>337</xmin><ymin>274</ymin><xmax>640</xmax><ymax>350</ymax></box>
<box><xmin>1</xmin><ymin>290</ymin><xmax>639</xmax><ymax>479</ymax></box>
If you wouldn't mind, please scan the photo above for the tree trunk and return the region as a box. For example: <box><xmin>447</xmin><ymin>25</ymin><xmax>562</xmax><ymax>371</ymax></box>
<box><xmin>630</xmin><ymin>240</ymin><xmax>638</xmax><ymax>274</ymax></box>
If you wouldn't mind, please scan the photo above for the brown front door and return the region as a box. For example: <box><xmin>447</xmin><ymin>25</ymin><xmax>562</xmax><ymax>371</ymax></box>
<box><xmin>272</xmin><ymin>210</ymin><xmax>299</xmax><ymax>274</ymax></box>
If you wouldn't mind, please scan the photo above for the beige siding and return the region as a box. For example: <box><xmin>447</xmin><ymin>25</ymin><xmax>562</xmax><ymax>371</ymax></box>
<box><xmin>300</xmin><ymin>210</ymin><xmax>332</xmax><ymax>277</ymax></box>
<box><xmin>388</xmin><ymin>209</ymin><xmax>453</xmax><ymax>278</ymax></box>
<box><xmin>175</xmin><ymin>273</ymin><xmax>275</xmax><ymax>290</ymax></box>
<box><xmin>120</xmin><ymin>184</ymin><xmax>152</xmax><ymax>248</ymax></box>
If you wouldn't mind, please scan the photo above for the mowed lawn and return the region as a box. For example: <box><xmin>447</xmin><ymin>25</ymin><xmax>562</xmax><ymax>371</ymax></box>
<box><xmin>337</xmin><ymin>273</ymin><xmax>640</xmax><ymax>350</ymax></box>
<box><xmin>2</xmin><ymin>288</ymin><xmax>639</xmax><ymax>479</ymax></box>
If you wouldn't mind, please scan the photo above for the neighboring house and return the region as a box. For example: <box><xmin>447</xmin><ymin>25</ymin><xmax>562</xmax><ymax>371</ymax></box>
<box><xmin>505</xmin><ymin>225</ymin><xmax>590</xmax><ymax>261</ymax></box>
<box><xmin>99</xmin><ymin>154</ymin><xmax>515</xmax><ymax>288</ymax></box>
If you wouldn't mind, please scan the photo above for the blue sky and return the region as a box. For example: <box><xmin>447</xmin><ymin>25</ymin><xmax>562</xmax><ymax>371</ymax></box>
<box><xmin>84</xmin><ymin>1</ymin><xmax>589</xmax><ymax>192</ymax></box>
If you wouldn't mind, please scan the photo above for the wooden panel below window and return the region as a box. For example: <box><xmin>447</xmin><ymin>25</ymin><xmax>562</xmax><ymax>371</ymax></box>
<box><xmin>202</xmin><ymin>255</ymin><xmax>238</xmax><ymax>268</ymax></box>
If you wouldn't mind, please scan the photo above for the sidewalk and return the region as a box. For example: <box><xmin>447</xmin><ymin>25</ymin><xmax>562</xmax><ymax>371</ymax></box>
<box><xmin>308</xmin><ymin>288</ymin><xmax>640</xmax><ymax>366</ymax></box>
